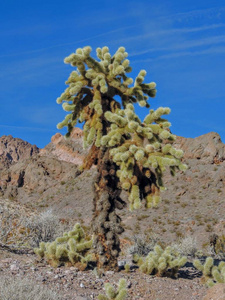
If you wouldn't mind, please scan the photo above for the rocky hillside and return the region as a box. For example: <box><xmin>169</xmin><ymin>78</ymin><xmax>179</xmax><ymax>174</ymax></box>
<box><xmin>174</xmin><ymin>132</ymin><xmax>225</xmax><ymax>163</ymax></box>
<box><xmin>40</xmin><ymin>128</ymin><xmax>88</xmax><ymax>165</ymax></box>
<box><xmin>0</xmin><ymin>135</ymin><xmax>39</xmax><ymax>170</ymax></box>
<box><xmin>0</xmin><ymin>130</ymin><xmax>225</xmax><ymax>248</ymax></box>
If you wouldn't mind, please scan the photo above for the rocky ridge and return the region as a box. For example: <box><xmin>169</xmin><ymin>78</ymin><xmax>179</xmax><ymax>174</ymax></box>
<box><xmin>0</xmin><ymin>135</ymin><xmax>39</xmax><ymax>170</ymax></box>
<box><xmin>40</xmin><ymin>128</ymin><xmax>87</xmax><ymax>165</ymax></box>
<box><xmin>174</xmin><ymin>132</ymin><xmax>225</xmax><ymax>164</ymax></box>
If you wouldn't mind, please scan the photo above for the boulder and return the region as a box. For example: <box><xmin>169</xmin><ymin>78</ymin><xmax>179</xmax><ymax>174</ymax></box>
<box><xmin>174</xmin><ymin>132</ymin><xmax>225</xmax><ymax>163</ymax></box>
<box><xmin>40</xmin><ymin>128</ymin><xmax>87</xmax><ymax>165</ymax></box>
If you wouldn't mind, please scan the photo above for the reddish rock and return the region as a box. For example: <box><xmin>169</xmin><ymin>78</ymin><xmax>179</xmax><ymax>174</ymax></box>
<box><xmin>174</xmin><ymin>132</ymin><xmax>225</xmax><ymax>163</ymax></box>
<box><xmin>40</xmin><ymin>128</ymin><xmax>87</xmax><ymax>166</ymax></box>
<box><xmin>0</xmin><ymin>135</ymin><xmax>39</xmax><ymax>169</ymax></box>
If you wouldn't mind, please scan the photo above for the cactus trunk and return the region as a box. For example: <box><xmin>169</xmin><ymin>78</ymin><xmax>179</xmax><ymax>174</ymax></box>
<box><xmin>91</xmin><ymin>147</ymin><xmax>125</xmax><ymax>270</ymax></box>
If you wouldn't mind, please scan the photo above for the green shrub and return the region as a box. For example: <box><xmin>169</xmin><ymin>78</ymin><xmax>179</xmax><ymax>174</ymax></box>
<box><xmin>98</xmin><ymin>278</ymin><xmax>127</xmax><ymax>300</ymax></box>
<box><xmin>136</xmin><ymin>244</ymin><xmax>187</xmax><ymax>277</ymax></box>
<box><xmin>34</xmin><ymin>223</ymin><xmax>94</xmax><ymax>267</ymax></box>
<box><xmin>124</xmin><ymin>264</ymin><xmax>130</xmax><ymax>273</ymax></box>
<box><xmin>193</xmin><ymin>257</ymin><xmax>225</xmax><ymax>287</ymax></box>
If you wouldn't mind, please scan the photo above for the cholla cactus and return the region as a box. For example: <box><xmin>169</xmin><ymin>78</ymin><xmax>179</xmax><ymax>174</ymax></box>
<box><xmin>97</xmin><ymin>278</ymin><xmax>127</xmax><ymax>300</ymax></box>
<box><xmin>193</xmin><ymin>257</ymin><xmax>225</xmax><ymax>287</ymax></box>
<box><xmin>137</xmin><ymin>244</ymin><xmax>187</xmax><ymax>277</ymax></box>
<box><xmin>56</xmin><ymin>46</ymin><xmax>187</xmax><ymax>270</ymax></box>
<box><xmin>124</xmin><ymin>264</ymin><xmax>130</xmax><ymax>273</ymax></box>
<box><xmin>34</xmin><ymin>223</ymin><xmax>93</xmax><ymax>267</ymax></box>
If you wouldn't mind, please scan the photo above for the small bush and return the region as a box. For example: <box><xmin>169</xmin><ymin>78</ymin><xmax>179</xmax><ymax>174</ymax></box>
<box><xmin>23</xmin><ymin>209</ymin><xmax>67</xmax><ymax>247</ymax></box>
<box><xmin>98</xmin><ymin>278</ymin><xmax>127</xmax><ymax>300</ymax></box>
<box><xmin>0</xmin><ymin>276</ymin><xmax>63</xmax><ymax>300</ymax></box>
<box><xmin>0</xmin><ymin>202</ymin><xmax>32</xmax><ymax>247</ymax></box>
<box><xmin>34</xmin><ymin>223</ymin><xmax>94</xmax><ymax>268</ymax></box>
<box><xmin>128</xmin><ymin>234</ymin><xmax>158</xmax><ymax>257</ymax></box>
<box><xmin>194</xmin><ymin>257</ymin><xmax>225</xmax><ymax>287</ymax></box>
<box><xmin>205</xmin><ymin>224</ymin><xmax>213</xmax><ymax>232</ymax></box>
<box><xmin>209</xmin><ymin>234</ymin><xmax>225</xmax><ymax>259</ymax></box>
<box><xmin>172</xmin><ymin>236</ymin><xmax>198</xmax><ymax>257</ymax></box>
<box><xmin>0</xmin><ymin>204</ymin><xmax>69</xmax><ymax>250</ymax></box>
<box><xmin>136</xmin><ymin>244</ymin><xmax>187</xmax><ymax>278</ymax></box>
<box><xmin>124</xmin><ymin>264</ymin><xmax>130</xmax><ymax>273</ymax></box>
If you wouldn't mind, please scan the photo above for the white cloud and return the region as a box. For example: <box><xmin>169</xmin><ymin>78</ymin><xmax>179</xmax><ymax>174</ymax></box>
<box><xmin>169</xmin><ymin>6</ymin><xmax>225</xmax><ymax>22</ymax></box>
<box><xmin>0</xmin><ymin>124</ymin><xmax>56</xmax><ymax>132</ymax></box>
<box><xmin>121</xmin><ymin>24</ymin><xmax>225</xmax><ymax>54</ymax></box>
<box><xmin>0</xmin><ymin>25</ymin><xmax>135</xmax><ymax>59</ymax></box>
<box><xmin>131</xmin><ymin>45</ymin><xmax>225</xmax><ymax>64</ymax></box>
<box><xmin>130</xmin><ymin>34</ymin><xmax>225</xmax><ymax>59</ymax></box>
<box><xmin>0</xmin><ymin>55</ymin><xmax>63</xmax><ymax>89</ymax></box>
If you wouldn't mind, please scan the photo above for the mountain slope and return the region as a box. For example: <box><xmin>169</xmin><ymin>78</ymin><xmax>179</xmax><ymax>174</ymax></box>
<box><xmin>0</xmin><ymin>130</ymin><xmax>224</xmax><ymax>248</ymax></box>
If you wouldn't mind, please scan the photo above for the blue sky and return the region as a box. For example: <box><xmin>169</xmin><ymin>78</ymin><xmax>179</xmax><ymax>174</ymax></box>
<box><xmin>0</xmin><ymin>0</ymin><xmax>225</xmax><ymax>148</ymax></box>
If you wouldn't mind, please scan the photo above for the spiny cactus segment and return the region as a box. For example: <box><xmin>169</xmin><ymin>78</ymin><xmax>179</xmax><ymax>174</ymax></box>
<box><xmin>56</xmin><ymin>46</ymin><xmax>187</xmax><ymax>211</ymax></box>
<box><xmin>34</xmin><ymin>223</ymin><xmax>94</xmax><ymax>267</ymax></box>
<box><xmin>106</xmin><ymin>103</ymin><xmax>187</xmax><ymax>210</ymax></box>
<box><xmin>136</xmin><ymin>244</ymin><xmax>187</xmax><ymax>277</ymax></box>
<box><xmin>97</xmin><ymin>278</ymin><xmax>127</xmax><ymax>300</ymax></box>
<box><xmin>194</xmin><ymin>257</ymin><xmax>225</xmax><ymax>287</ymax></box>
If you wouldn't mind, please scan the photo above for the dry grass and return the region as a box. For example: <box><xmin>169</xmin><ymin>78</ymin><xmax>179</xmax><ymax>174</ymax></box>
<box><xmin>0</xmin><ymin>200</ymin><xmax>70</xmax><ymax>249</ymax></box>
<box><xmin>22</xmin><ymin>209</ymin><xmax>68</xmax><ymax>247</ymax></box>
<box><xmin>172</xmin><ymin>236</ymin><xmax>198</xmax><ymax>257</ymax></box>
<box><xmin>0</xmin><ymin>276</ymin><xmax>63</xmax><ymax>300</ymax></box>
<box><xmin>128</xmin><ymin>234</ymin><xmax>159</xmax><ymax>256</ymax></box>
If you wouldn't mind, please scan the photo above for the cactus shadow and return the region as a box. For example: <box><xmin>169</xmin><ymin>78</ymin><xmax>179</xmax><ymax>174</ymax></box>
<box><xmin>178</xmin><ymin>261</ymin><xmax>202</xmax><ymax>280</ymax></box>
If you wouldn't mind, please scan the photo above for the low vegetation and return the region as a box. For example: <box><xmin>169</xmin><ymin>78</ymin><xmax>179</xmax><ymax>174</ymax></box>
<box><xmin>194</xmin><ymin>257</ymin><xmax>225</xmax><ymax>287</ymax></box>
<box><xmin>23</xmin><ymin>209</ymin><xmax>68</xmax><ymax>247</ymax></box>
<box><xmin>0</xmin><ymin>203</ymin><xmax>69</xmax><ymax>250</ymax></box>
<box><xmin>0</xmin><ymin>276</ymin><xmax>62</xmax><ymax>300</ymax></box>
<box><xmin>128</xmin><ymin>234</ymin><xmax>159</xmax><ymax>256</ymax></box>
<box><xmin>34</xmin><ymin>223</ymin><xmax>94</xmax><ymax>268</ymax></box>
<box><xmin>97</xmin><ymin>278</ymin><xmax>127</xmax><ymax>300</ymax></box>
<box><xmin>171</xmin><ymin>236</ymin><xmax>198</xmax><ymax>257</ymax></box>
<box><xmin>133</xmin><ymin>244</ymin><xmax>187</xmax><ymax>277</ymax></box>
